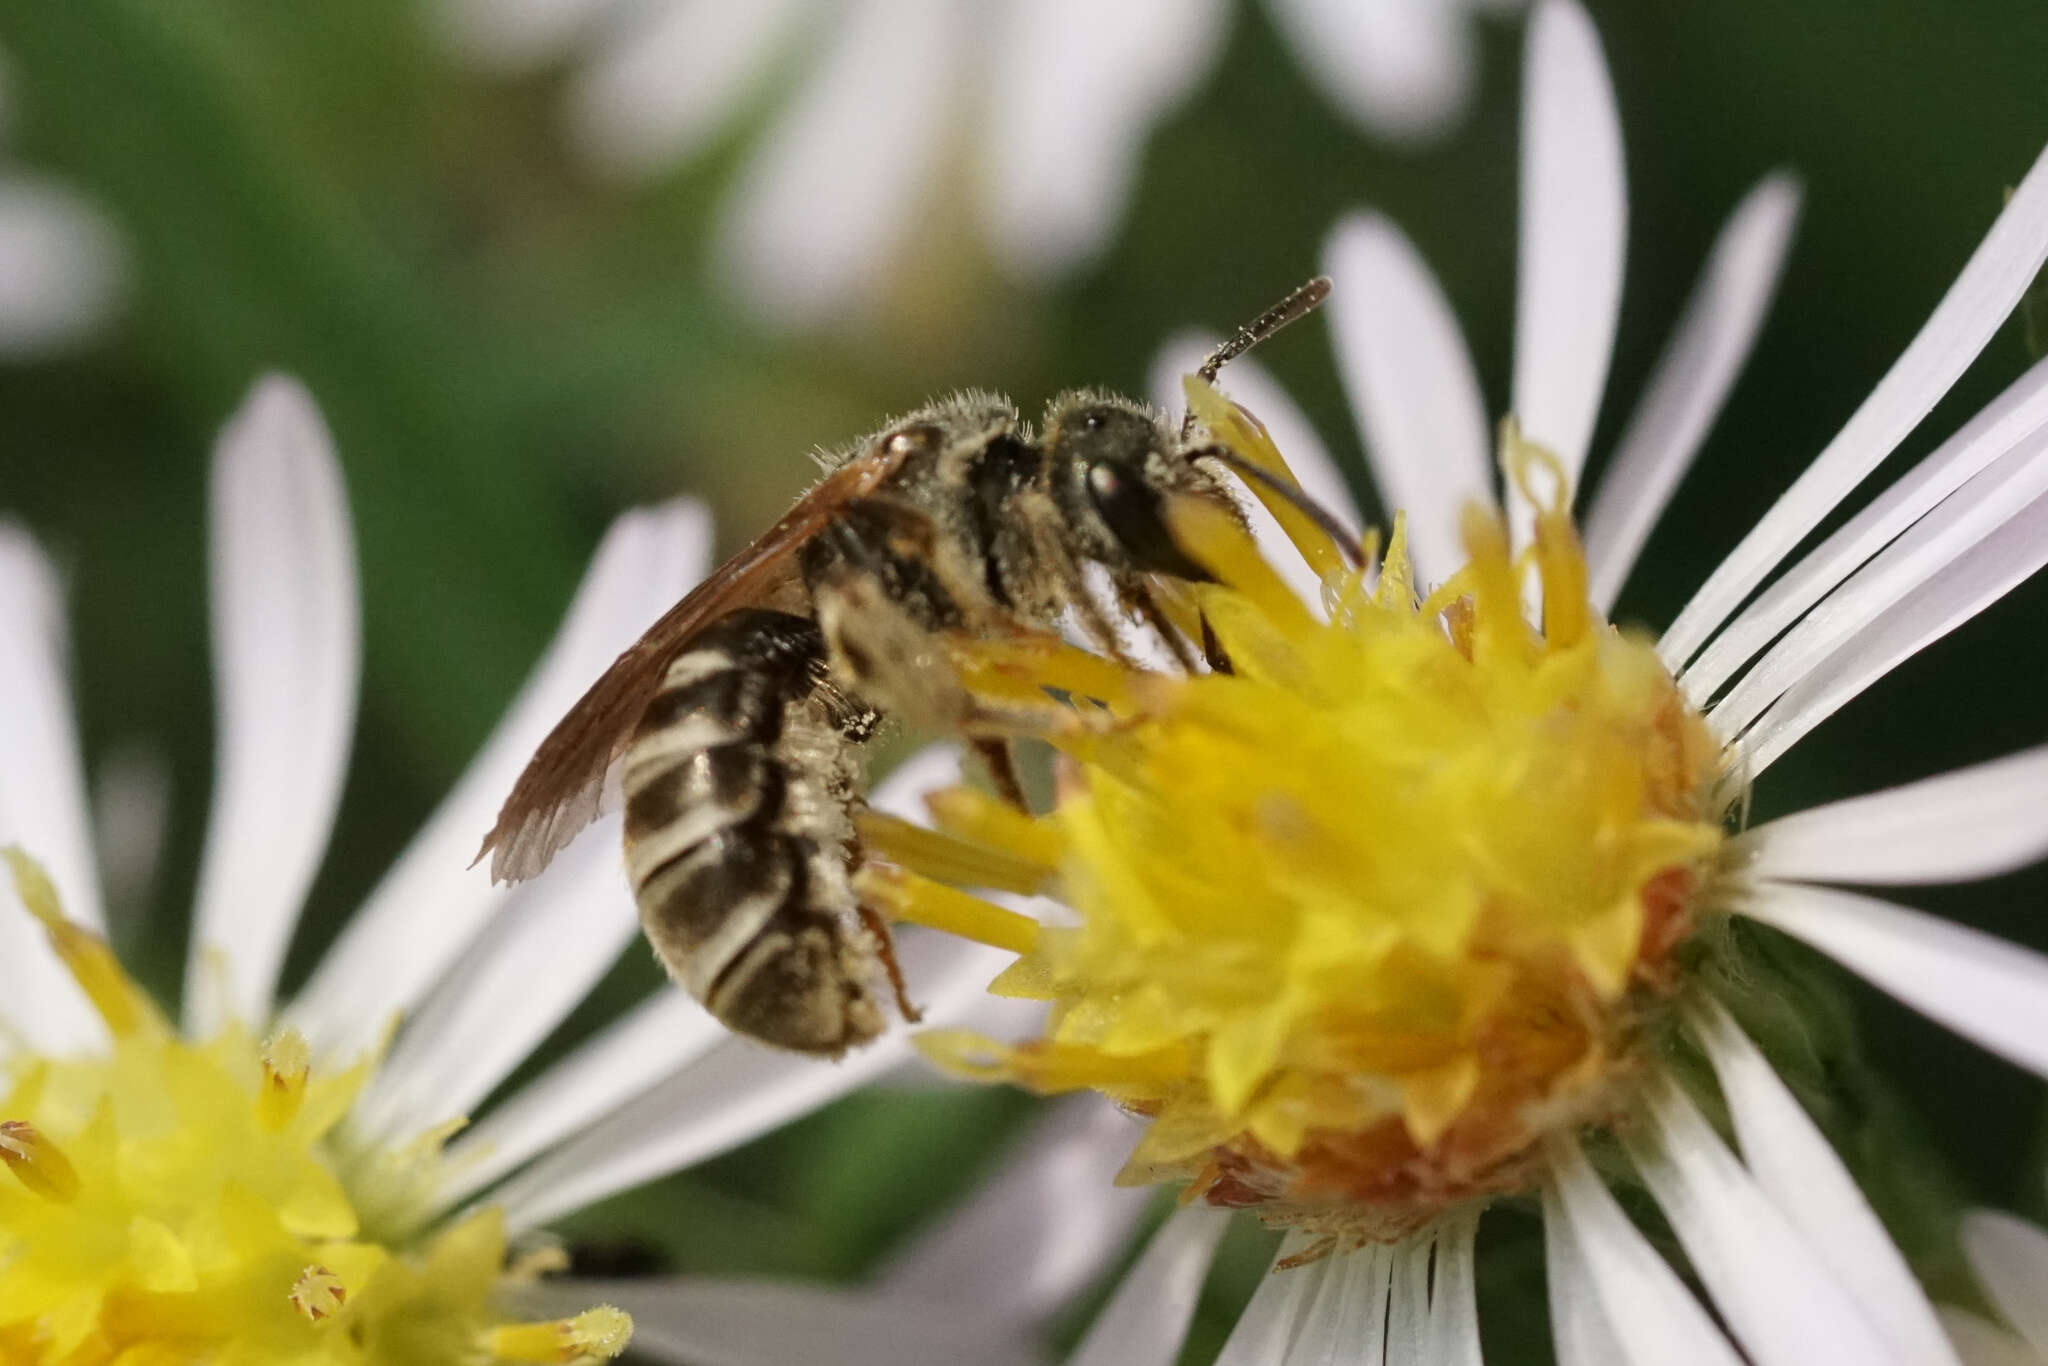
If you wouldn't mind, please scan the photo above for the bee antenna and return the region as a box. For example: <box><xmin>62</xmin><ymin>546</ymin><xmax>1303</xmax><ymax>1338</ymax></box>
<box><xmin>1192</xmin><ymin>444</ymin><xmax>1367</xmax><ymax>570</ymax></box>
<box><xmin>1179</xmin><ymin>277</ymin><xmax>1331</xmax><ymax>441</ymax></box>
<box><xmin>1199</xmin><ymin>276</ymin><xmax>1331</xmax><ymax>385</ymax></box>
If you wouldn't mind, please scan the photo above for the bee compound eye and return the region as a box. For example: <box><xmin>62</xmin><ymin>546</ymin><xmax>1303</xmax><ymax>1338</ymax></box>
<box><xmin>1083</xmin><ymin>459</ymin><xmax>1207</xmax><ymax>581</ymax></box>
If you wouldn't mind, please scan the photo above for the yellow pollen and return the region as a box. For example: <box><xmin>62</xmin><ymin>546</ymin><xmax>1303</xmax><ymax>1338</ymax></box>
<box><xmin>906</xmin><ymin>386</ymin><xmax>1726</xmax><ymax>1243</ymax></box>
<box><xmin>489</xmin><ymin>1307</ymin><xmax>634</xmax><ymax>1363</ymax></box>
<box><xmin>0</xmin><ymin>850</ymin><xmax>621</xmax><ymax>1365</ymax></box>
<box><xmin>4</xmin><ymin>846</ymin><xmax>159</xmax><ymax>1038</ymax></box>
<box><xmin>259</xmin><ymin>1027</ymin><xmax>314</xmax><ymax>1131</ymax></box>
<box><xmin>0</xmin><ymin>1120</ymin><xmax>79</xmax><ymax>1202</ymax></box>
<box><xmin>290</xmin><ymin>1264</ymin><xmax>349</xmax><ymax>1321</ymax></box>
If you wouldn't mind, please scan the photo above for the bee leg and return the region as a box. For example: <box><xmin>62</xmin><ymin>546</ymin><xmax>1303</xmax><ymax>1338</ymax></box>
<box><xmin>970</xmin><ymin>736</ymin><xmax>1030</xmax><ymax>812</ymax></box>
<box><xmin>1128</xmin><ymin>580</ymin><xmax>1203</xmax><ymax>675</ymax></box>
<box><xmin>856</xmin><ymin>902</ymin><xmax>922</xmax><ymax>1023</ymax></box>
<box><xmin>1201</xmin><ymin>613</ymin><xmax>1234</xmax><ymax>674</ymax></box>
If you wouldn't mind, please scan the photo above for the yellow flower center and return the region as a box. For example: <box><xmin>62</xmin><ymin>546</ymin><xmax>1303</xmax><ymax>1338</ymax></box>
<box><xmin>0</xmin><ymin>849</ymin><xmax>632</xmax><ymax>1365</ymax></box>
<box><xmin>862</xmin><ymin>382</ymin><xmax>1725</xmax><ymax>1247</ymax></box>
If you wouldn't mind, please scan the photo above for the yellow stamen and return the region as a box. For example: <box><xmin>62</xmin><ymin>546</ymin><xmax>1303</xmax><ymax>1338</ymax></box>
<box><xmin>917</xmin><ymin>1031</ymin><xmax>1194</xmax><ymax>1091</ymax></box>
<box><xmin>257</xmin><ymin>1028</ymin><xmax>312</xmax><ymax>1132</ymax></box>
<box><xmin>1182</xmin><ymin>375</ymin><xmax>1351</xmax><ymax>583</ymax></box>
<box><xmin>1374</xmin><ymin>512</ymin><xmax>1414</xmax><ymax>610</ymax></box>
<box><xmin>0</xmin><ymin>1120</ymin><xmax>79</xmax><ymax>1202</ymax></box>
<box><xmin>1164</xmin><ymin>496</ymin><xmax>1315</xmax><ymax>632</ymax></box>
<box><xmin>854</xmin><ymin>865</ymin><xmax>1041</xmax><ymax>954</ymax></box>
<box><xmin>948</xmin><ymin>631</ymin><xmax>1147</xmax><ymax>713</ymax></box>
<box><xmin>287</xmin><ymin>1264</ymin><xmax>347</xmax><ymax>1322</ymax></box>
<box><xmin>489</xmin><ymin>1307</ymin><xmax>634</xmax><ymax>1363</ymax></box>
<box><xmin>4</xmin><ymin>846</ymin><xmax>159</xmax><ymax>1038</ymax></box>
<box><xmin>854</xmin><ymin>808</ymin><xmax>1051</xmax><ymax>896</ymax></box>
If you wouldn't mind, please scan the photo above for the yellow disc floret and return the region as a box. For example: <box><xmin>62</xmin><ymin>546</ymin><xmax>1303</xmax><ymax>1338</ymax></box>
<box><xmin>0</xmin><ymin>849</ymin><xmax>631</xmax><ymax>1365</ymax></box>
<box><xmin>889</xmin><ymin>388</ymin><xmax>1725</xmax><ymax>1249</ymax></box>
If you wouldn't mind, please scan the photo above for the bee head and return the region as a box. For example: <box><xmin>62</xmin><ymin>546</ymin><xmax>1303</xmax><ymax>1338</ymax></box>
<box><xmin>1042</xmin><ymin>393</ymin><xmax>1226</xmax><ymax>581</ymax></box>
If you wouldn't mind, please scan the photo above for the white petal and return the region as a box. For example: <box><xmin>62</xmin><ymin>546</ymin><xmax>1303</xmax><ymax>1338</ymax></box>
<box><xmin>1706</xmin><ymin>418</ymin><xmax>2048</xmax><ymax>737</ymax></box>
<box><xmin>1737</xmin><ymin>486</ymin><xmax>2048</xmax><ymax>776</ymax></box>
<box><xmin>1625</xmin><ymin>1070</ymin><xmax>1898</xmax><ymax>1366</ymax></box>
<box><xmin>1543</xmin><ymin>1136</ymin><xmax>1746</xmax><ymax>1366</ymax></box>
<box><xmin>1386</xmin><ymin>1231</ymin><xmax>1432</xmax><ymax>1359</ymax></box>
<box><xmin>1510</xmin><ymin>0</ymin><xmax>1626</xmax><ymax>517</ymax></box>
<box><xmin>186</xmin><ymin>376</ymin><xmax>358</xmax><ymax>1034</ymax></box>
<box><xmin>1542</xmin><ymin>1197</ymin><xmax>1629</xmax><ymax>1366</ymax></box>
<box><xmin>1212</xmin><ymin>1232</ymin><xmax>1332</xmax><ymax>1366</ymax></box>
<box><xmin>1066</xmin><ymin>1207</ymin><xmax>1232</xmax><ymax>1366</ymax></box>
<box><xmin>1266</xmin><ymin>0</ymin><xmax>1480</xmax><ymax>143</ymax></box>
<box><xmin>867</xmin><ymin>742</ymin><xmax>964</xmax><ymax>823</ymax></box>
<box><xmin>531</xmin><ymin>1276</ymin><xmax>1042</xmax><ymax>1366</ymax></box>
<box><xmin>1425</xmin><ymin>1211</ymin><xmax>1482</xmax><ymax>1366</ymax></box>
<box><xmin>349</xmin><ymin>816</ymin><xmax>640</xmax><ymax>1143</ymax></box>
<box><xmin>0</xmin><ymin>175</ymin><xmax>126</xmax><ymax>356</ymax></box>
<box><xmin>1286</xmin><ymin>1243</ymin><xmax>1394</xmax><ymax>1366</ymax></box>
<box><xmin>566</xmin><ymin>0</ymin><xmax>811</xmax><ymax>180</ymax></box>
<box><xmin>484</xmin><ymin>933</ymin><xmax>1014</xmax><ymax>1231</ymax></box>
<box><xmin>432</xmin><ymin>0</ymin><xmax>615</xmax><ymax>72</ymax></box>
<box><xmin>1938</xmin><ymin>1308</ymin><xmax>2042</xmax><ymax>1366</ymax></box>
<box><xmin>0</xmin><ymin>525</ymin><xmax>103</xmax><ymax>1050</ymax></box>
<box><xmin>1661</xmin><ymin>136</ymin><xmax>2048</xmax><ymax>669</ymax></box>
<box><xmin>1963</xmin><ymin>1210</ymin><xmax>2048</xmax><ymax>1357</ymax></box>
<box><xmin>875</xmin><ymin>1095</ymin><xmax>1147</xmax><ymax>1326</ymax></box>
<box><xmin>1687</xmin><ymin>998</ymin><xmax>1960</xmax><ymax>1366</ymax></box>
<box><xmin>1739</xmin><ymin>881</ymin><xmax>2048</xmax><ymax>1080</ymax></box>
<box><xmin>1682</xmin><ymin>355</ymin><xmax>2048</xmax><ymax>703</ymax></box>
<box><xmin>1323</xmin><ymin>212</ymin><xmax>1493</xmax><ymax>586</ymax></box>
<box><xmin>1738</xmin><ymin>745</ymin><xmax>2048</xmax><ymax>888</ymax></box>
<box><xmin>437</xmin><ymin>989</ymin><xmax>723</xmax><ymax>1209</ymax></box>
<box><xmin>288</xmin><ymin>500</ymin><xmax>710</xmax><ymax>1057</ymax></box>
<box><xmin>1151</xmin><ymin>333</ymin><xmax>1362</xmax><ymax>609</ymax></box>
<box><xmin>715</xmin><ymin>0</ymin><xmax>969</xmax><ymax>328</ymax></box>
<box><xmin>91</xmin><ymin>742</ymin><xmax>171</xmax><ymax>935</ymax></box>
<box><xmin>1581</xmin><ymin>174</ymin><xmax>1801</xmax><ymax>611</ymax></box>
<box><xmin>979</xmin><ymin>0</ymin><xmax>1227</xmax><ymax>280</ymax></box>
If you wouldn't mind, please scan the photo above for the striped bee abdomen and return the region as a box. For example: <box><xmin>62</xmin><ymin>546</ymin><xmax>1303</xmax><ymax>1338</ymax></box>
<box><xmin>621</xmin><ymin>608</ymin><xmax>885</xmax><ymax>1055</ymax></box>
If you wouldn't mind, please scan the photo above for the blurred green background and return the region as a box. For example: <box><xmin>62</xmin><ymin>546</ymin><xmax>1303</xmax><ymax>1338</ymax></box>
<box><xmin>1</xmin><ymin>0</ymin><xmax>2045</xmax><ymax>1360</ymax></box>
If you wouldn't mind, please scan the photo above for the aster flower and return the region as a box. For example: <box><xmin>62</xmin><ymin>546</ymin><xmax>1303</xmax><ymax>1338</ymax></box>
<box><xmin>815</xmin><ymin>2</ymin><xmax>2048</xmax><ymax>1362</ymax></box>
<box><xmin>0</xmin><ymin>43</ymin><xmax>124</xmax><ymax>356</ymax></box>
<box><xmin>430</xmin><ymin>0</ymin><xmax>1513</xmax><ymax>329</ymax></box>
<box><xmin>0</xmin><ymin>376</ymin><xmax>1026</xmax><ymax>1363</ymax></box>
<box><xmin>1942</xmin><ymin>1201</ymin><xmax>2048</xmax><ymax>1366</ymax></box>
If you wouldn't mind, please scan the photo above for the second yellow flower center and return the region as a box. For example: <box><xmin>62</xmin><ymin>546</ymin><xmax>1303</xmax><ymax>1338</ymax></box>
<box><xmin>0</xmin><ymin>851</ymin><xmax>632</xmax><ymax>1365</ymax></box>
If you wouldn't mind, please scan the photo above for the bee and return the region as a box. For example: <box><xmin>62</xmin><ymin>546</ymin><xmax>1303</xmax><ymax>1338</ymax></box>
<box><xmin>477</xmin><ymin>279</ymin><xmax>1334</xmax><ymax>1056</ymax></box>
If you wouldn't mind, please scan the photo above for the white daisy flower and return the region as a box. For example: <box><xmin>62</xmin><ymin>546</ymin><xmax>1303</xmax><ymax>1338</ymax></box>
<box><xmin>0</xmin><ymin>44</ymin><xmax>125</xmax><ymax>356</ymax></box>
<box><xmin>1943</xmin><ymin>1201</ymin><xmax>2048</xmax><ymax>1366</ymax></box>
<box><xmin>430</xmin><ymin>0</ymin><xmax>1513</xmax><ymax>329</ymax></box>
<box><xmin>0</xmin><ymin>375</ymin><xmax>1027</xmax><ymax>1364</ymax></box>
<box><xmin>789</xmin><ymin>2</ymin><xmax>2048</xmax><ymax>1362</ymax></box>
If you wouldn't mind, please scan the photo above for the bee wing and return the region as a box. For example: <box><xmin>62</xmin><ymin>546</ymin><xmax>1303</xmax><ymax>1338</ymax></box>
<box><xmin>478</xmin><ymin>449</ymin><xmax>906</xmax><ymax>884</ymax></box>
